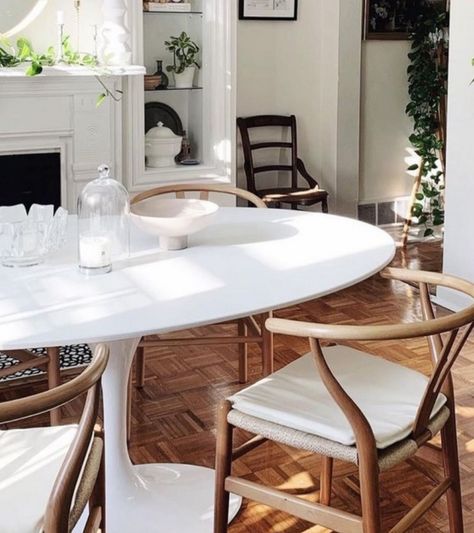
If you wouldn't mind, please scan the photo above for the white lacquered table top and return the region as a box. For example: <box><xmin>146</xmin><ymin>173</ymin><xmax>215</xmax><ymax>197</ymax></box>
<box><xmin>0</xmin><ymin>208</ymin><xmax>395</xmax><ymax>350</ymax></box>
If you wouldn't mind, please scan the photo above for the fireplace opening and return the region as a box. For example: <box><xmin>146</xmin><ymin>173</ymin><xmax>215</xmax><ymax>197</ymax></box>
<box><xmin>0</xmin><ymin>152</ymin><xmax>61</xmax><ymax>210</ymax></box>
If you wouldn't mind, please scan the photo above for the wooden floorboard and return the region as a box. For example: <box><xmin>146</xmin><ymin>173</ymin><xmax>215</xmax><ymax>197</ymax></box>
<box><xmin>3</xmin><ymin>240</ymin><xmax>473</xmax><ymax>532</ymax></box>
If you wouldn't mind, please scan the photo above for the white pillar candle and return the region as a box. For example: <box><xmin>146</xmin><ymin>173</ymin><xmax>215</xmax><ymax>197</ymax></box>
<box><xmin>79</xmin><ymin>236</ymin><xmax>112</xmax><ymax>269</ymax></box>
<box><xmin>57</xmin><ymin>10</ymin><xmax>65</xmax><ymax>25</ymax></box>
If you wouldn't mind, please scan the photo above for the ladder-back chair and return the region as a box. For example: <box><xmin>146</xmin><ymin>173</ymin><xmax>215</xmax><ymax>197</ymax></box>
<box><xmin>237</xmin><ymin>115</ymin><xmax>329</xmax><ymax>211</ymax></box>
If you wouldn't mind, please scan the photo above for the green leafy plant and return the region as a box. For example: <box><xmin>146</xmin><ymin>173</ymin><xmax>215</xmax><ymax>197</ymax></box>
<box><xmin>0</xmin><ymin>36</ymin><xmax>122</xmax><ymax>106</ymax></box>
<box><xmin>165</xmin><ymin>32</ymin><xmax>200</xmax><ymax>74</ymax></box>
<box><xmin>406</xmin><ymin>3</ymin><xmax>448</xmax><ymax>238</ymax></box>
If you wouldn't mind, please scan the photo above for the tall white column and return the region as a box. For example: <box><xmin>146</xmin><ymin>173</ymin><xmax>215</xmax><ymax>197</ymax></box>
<box><xmin>437</xmin><ymin>0</ymin><xmax>474</xmax><ymax>310</ymax></box>
<box><xmin>100</xmin><ymin>0</ymin><xmax>132</xmax><ymax>65</ymax></box>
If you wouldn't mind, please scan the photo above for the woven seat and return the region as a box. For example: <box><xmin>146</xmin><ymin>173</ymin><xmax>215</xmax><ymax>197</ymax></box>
<box><xmin>228</xmin><ymin>405</ymin><xmax>450</xmax><ymax>472</ymax></box>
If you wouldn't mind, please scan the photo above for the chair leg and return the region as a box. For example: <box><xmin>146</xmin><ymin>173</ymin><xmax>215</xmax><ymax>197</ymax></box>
<box><xmin>320</xmin><ymin>456</ymin><xmax>333</xmax><ymax>506</ymax></box>
<box><xmin>359</xmin><ymin>452</ymin><xmax>382</xmax><ymax>533</ymax></box>
<box><xmin>127</xmin><ymin>373</ymin><xmax>132</xmax><ymax>445</ymax></box>
<box><xmin>441</xmin><ymin>411</ymin><xmax>464</xmax><ymax>533</ymax></box>
<box><xmin>322</xmin><ymin>199</ymin><xmax>329</xmax><ymax>214</ymax></box>
<box><xmin>47</xmin><ymin>347</ymin><xmax>61</xmax><ymax>425</ymax></box>
<box><xmin>214</xmin><ymin>400</ymin><xmax>234</xmax><ymax>533</ymax></box>
<box><xmin>90</xmin><ymin>436</ymin><xmax>106</xmax><ymax>532</ymax></box>
<box><xmin>136</xmin><ymin>345</ymin><xmax>145</xmax><ymax>388</ymax></box>
<box><xmin>237</xmin><ymin>319</ymin><xmax>248</xmax><ymax>384</ymax></box>
<box><xmin>261</xmin><ymin>311</ymin><xmax>274</xmax><ymax>376</ymax></box>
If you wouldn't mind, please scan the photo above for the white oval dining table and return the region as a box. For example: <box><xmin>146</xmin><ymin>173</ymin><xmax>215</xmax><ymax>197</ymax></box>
<box><xmin>0</xmin><ymin>208</ymin><xmax>395</xmax><ymax>533</ymax></box>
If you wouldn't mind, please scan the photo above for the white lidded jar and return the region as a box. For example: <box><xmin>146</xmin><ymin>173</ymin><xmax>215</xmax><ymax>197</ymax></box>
<box><xmin>77</xmin><ymin>164</ymin><xmax>130</xmax><ymax>275</ymax></box>
<box><xmin>145</xmin><ymin>122</ymin><xmax>183</xmax><ymax>168</ymax></box>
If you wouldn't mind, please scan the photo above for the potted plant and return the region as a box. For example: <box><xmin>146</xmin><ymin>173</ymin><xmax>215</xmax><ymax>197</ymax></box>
<box><xmin>165</xmin><ymin>32</ymin><xmax>200</xmax><ymax>89</ymax></box>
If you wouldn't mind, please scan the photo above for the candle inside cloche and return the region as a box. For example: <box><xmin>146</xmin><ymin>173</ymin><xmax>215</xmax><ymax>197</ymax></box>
<box><xmin>77</xmin><ymin>165</ymin><xmax>130</xmax><ymax>276</ymax></box>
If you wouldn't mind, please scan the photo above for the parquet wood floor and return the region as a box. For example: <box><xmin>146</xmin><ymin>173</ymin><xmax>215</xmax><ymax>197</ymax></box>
<box><xmin>3</xmin><ymin>240</ymin><xmax>474</xmax><ymax>532</ymax></box>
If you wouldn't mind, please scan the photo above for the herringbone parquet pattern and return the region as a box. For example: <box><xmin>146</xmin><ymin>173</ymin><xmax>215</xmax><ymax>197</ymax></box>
<box><xmin>3</xmin><ymin>240</ymin><xmax>474</xmax><ymax>532</ymax></box>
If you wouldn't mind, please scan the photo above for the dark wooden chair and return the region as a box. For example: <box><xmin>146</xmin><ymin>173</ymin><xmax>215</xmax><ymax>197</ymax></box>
<box><xmin>237</xmin><ymin>115</ymin><xmax>329</xmax><ymax>211</ymax></box>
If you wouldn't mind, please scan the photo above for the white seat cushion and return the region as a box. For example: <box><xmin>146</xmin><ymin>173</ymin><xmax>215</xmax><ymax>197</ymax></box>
<box><xmin>0</xmin><ymin>425</ymin><xmax>78</xmax><ymax>533</ymax></box>
<box><xmin>229</xmin><ymin>346</ymin><xmax>446</xmax><ymax>449</ymax></box>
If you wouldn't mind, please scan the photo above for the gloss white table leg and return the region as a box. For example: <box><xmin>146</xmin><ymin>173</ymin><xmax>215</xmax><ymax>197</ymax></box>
<box><xmin>101</xmin><ymin>338</ymin><xmax>242</xmax><ymax>532</ymax></box>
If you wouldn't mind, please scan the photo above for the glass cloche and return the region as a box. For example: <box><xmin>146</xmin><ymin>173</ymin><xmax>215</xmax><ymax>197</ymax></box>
<box><xmin>77</xmin><ymin>165</ymin><xmax>130</xmax><ymax>275</ymax></box>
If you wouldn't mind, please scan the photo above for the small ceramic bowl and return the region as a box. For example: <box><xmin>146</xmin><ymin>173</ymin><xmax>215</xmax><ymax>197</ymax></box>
<box><xmin>144</xmin><ymin>75</ymin><xmax>162</xmax><ymax>90</ymax></box>
<box><xmin>130</xmin><ymin>197</ymin><xmax>219</xmax><ymax>250</ymax></box>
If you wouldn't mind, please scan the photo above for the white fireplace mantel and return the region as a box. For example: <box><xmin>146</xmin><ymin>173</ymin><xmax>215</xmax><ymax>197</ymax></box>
<box><xmin>0</xmin><ymin>65</ymin><xmax>145</xmax><ymax>78</ymax></box>
<box><xmin>0</xmin><ymin>70</ymin><xmax>140</xmax><ymax>211</ymax></box>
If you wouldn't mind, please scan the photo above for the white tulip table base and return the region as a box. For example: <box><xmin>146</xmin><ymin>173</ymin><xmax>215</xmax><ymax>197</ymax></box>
<box><xmin>100</xmin><ymin>339</ymin><xmax>242</xmax><ymax>533</ymax></box>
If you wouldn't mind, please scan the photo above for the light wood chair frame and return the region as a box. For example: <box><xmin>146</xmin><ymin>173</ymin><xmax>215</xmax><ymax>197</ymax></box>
<box><xmin>130</xmin><ymin>184</ymin><xmax>274</xmax><ymax>390</ymax></box>
<box><xmin>214</xmin><ymin>268</ymin><xmax>474</xmax><ymax>533</ymax></box>
<box><xmin>0</xmin><ymin>344</ymin><xmax>109</xmax><ymax>533</ymax></box>
<box><xmin>0</xmin><ymin>346</ymin><xmax>62</xmax><ymax>425</ymax></box>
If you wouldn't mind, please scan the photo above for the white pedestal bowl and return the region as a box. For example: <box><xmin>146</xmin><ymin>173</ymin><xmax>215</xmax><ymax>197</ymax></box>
<box><xmin>130</xmin><ymin>198</ymin><xmax>219</xmax><ymax>250</ymax></box>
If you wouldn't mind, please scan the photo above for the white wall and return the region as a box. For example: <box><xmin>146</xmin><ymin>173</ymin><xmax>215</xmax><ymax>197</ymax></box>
<box><xmin>438</xmin><ymin>0</ymin><xmax>474</xmax><ymax>310</ymax></box>
<box><xmin>236</xmin><ymin>0</ymin><xmax>362</xmax><ymax>217</ymax></box>
<box><xmin>236</xmin><ymin>1</ymin><xmax>323</xmax><ymax>194</ymax></box>
<box><xmin>360</xmin><ymin>41</ymin><xmax>414</xmax><ymax>203</ymax></box>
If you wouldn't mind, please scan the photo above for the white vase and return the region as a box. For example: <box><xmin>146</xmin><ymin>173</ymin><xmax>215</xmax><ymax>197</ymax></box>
<box><xmin>174</xmin><ymin>66</ymin><xmax>196</xmax><ymax>89</ymax></box>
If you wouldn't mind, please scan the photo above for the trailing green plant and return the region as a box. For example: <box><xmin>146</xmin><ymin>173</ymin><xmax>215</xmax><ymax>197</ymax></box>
<box><xmin>165</xmin><ymin>32</ymin><xmax>200</xmax><ymax>74</ymax></box>
<box><xmin>406</xmin><ymin>3</ymin><xmax>448</xmax><ymax>238</ymax></box>
<box><xmin>0</xmin><ymin>36</ymin><xmax>122</xmax><ymax>106</ymax></box>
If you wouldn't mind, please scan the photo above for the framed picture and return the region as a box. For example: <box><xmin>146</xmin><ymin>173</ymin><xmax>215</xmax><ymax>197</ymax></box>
<box><xmin>363</xmin><ymin>0</ymin><xmax>446</xmax><ymax>40</ymax></box>
<box><xmin>239</xmin><ymin>0</ymin><xmax>298</xmax><ymax>21</ymax></box>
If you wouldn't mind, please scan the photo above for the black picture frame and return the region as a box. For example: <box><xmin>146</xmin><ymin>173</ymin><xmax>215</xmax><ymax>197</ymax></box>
<box><xmin>239</xmin><ymin>0</ymin><xmax>298</xmax><ymax>21</ymax></box>
<box><xmin>363</xmin><ymin>0</ymin><xmax>447</xmax><ymax>40</ymax></box>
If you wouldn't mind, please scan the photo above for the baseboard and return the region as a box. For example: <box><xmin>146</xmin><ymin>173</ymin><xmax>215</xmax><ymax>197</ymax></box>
<box><xmin>358</xmin><ymin>197</ymin><xmax>410</xmax><ymax>226</ymax></box>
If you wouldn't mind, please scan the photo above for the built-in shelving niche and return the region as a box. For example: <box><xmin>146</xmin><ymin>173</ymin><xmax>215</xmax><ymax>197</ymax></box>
<box><xmin>143</xmin><ymin>6</ymin><xmax>204</xmax><ymax>169</ymax></box>
<box><xmin>123</xmin><ymin>0</ymin><xmax>235</xmax><ymax>191</ymax></box>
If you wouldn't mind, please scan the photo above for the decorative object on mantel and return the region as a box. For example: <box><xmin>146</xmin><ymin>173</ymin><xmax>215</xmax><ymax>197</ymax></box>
<box><xmin>101</xmin><ymin>0</ymin><xmax>132</xmax><ymax>65</ymax></box>
<box><xmin>77</xmin><ymin>165</ymin><xmax>130</xmax><ymax>276</ymax></box>
<box><xmin>165</xmin><ymin>31</ymin><xmax>200</xmax><ymax>89</ymax></box>
<box><xmin>130</xmin><ymin>197</ymin><xmax>219</xmax><ymax>251</ymax></box>
<box><xmin>0</xmin><ymin>204</ymin><xmax>68</xmax><ymax>267</ymax></box>
<box><xmin>239</xmin><ymin>0</ymin><xmax>298</xmax><ymax>21</ymax></box>
<box><xmin>145</xmin><ymin>122</ymin><xmax>183</xmax><ymax>168</ymax></box>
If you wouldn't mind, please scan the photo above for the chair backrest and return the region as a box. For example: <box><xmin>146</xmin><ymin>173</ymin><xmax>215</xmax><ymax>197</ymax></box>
<box><xmin>131</xmin><ymin>183</ymin><xmax>267</xmax><ymax>208</ymax></box>
<box><xmin>237</xmin><ymin>115</ymin><xmax>299</xmax><ymax>193</ymax></box>
<box><xmin>266</xmin><ymin>268</ymin><xmax>474</xmax><ymax>446</ymax></box>
<box><xmin>0</xmin><ymin>344</ymin><xmax>109</xmax><ymax>532</ymax></box>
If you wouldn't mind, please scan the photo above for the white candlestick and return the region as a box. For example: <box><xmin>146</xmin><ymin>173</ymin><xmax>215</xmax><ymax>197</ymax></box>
<box><xmin>57</xmin><ymin>10</ymin><xmax>65</xmax><ymax>25</ymax></box>
<box><xmin>79</xmin><ymin>236</ymin><xmax>112</xmax><ymax>270</ymax></box>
